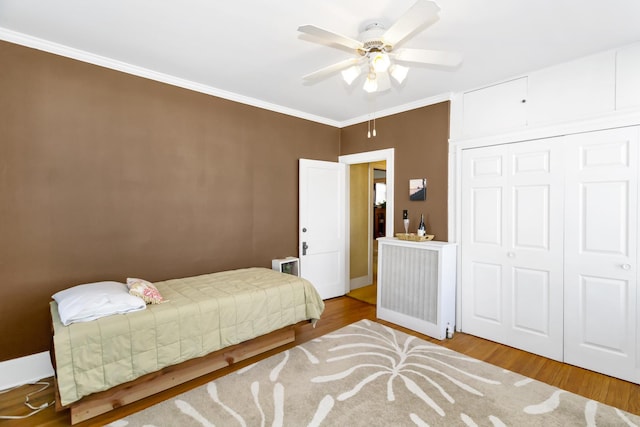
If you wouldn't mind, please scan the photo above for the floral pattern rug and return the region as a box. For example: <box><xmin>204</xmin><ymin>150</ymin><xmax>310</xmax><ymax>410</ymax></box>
<box><xmin>110</xmin><ymin>320</ymin><xmax>640</xmax><ymax>426</ymax></box>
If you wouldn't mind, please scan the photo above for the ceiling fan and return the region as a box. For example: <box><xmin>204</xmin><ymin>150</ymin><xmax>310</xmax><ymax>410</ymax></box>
<box><xmin>298</xmin><ymin>0</ymin><xmax>461</xmax><ymax>93</ymax></box>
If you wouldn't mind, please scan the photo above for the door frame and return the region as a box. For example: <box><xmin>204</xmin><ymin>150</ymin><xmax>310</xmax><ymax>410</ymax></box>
<box><xmin>339</xmin><ymin>148</ymin><xmax>395</xmax><ymax>290</ymax></box>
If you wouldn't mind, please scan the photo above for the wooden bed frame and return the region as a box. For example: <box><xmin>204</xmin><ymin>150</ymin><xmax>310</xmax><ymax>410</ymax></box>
<box><xmin>54</xmin><ymin>322</ymin><xmax>301</xmax><ymax>424</ymax></box>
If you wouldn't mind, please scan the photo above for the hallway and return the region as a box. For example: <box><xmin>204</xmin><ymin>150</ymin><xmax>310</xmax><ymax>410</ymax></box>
<box><xmin>347</xmin><ymin>240</ymin><xmax>377</xmax><ymax>305</ymax></box>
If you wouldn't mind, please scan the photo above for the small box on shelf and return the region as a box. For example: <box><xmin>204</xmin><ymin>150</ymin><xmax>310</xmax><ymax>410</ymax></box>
<box><xmin>272</xmin><ymin>257</ymin><xmax>300</xmax><ymax>276</ymax></box>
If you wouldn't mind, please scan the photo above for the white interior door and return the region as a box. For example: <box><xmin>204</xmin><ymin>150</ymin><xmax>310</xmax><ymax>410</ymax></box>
<box><xmin>461</xmin><ymin>139</ymin><xmax>564</xmax><ymax>361</ymax></box>
<box><xmin>564</xmin><ymin>127</ymin><xmax>640</xmax><ymax>383</ymax></box>
<box><xmin>299</xmin><ymin>159</ymin><xmax>347</xmax><ymax>300</ymax></box>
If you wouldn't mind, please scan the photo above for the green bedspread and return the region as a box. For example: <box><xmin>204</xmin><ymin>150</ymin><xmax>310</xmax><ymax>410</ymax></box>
<box><xmin>51</xmin><ymin>267</ymin><xmax>325</xmax><ymax>406</ymax></box>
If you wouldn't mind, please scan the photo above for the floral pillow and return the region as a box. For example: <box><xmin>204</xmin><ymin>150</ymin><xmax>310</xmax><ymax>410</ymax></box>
<box><xmin>126</xmin><ymin>278</ymin><xmax>166</xmax><ymax>304</ymax></box>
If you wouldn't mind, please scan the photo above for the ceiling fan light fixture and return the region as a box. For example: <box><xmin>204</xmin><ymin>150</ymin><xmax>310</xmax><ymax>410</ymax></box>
<box><xmin>370</xmin><ymin>51</ymin><xmax>390</xmax><ymax>73</ymax></box>
<box><xmin>341</xmin><ymin>65</ymin><xmax>362</xmax><ymax>85</ymax></box>
<box><xmin>363</xmin><ymin>73</ymin><xmax>378</xmax><ymax>93</ymax></box>
<box><xmin>390</xmin><ymin>64</ymin><xmax>409</xmax><ymax>84</ymax></box>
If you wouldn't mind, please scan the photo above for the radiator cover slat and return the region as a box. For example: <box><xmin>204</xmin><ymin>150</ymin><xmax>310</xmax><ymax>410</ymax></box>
<box><xmin>377</xmin><ymin>238</ymin><xmax>457</xmax><ymax>340</ymax></box>
<box><xmin>380</xmin><ymin>245</ymin><xmax>439</xmax><ymax>323</ymax></box>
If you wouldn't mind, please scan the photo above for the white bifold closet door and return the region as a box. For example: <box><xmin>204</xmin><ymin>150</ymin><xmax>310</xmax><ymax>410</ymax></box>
<box><xmin>461</xmin><ymin>139</ymin><xmax>565</xmax><ymax>361</ymax></box>
<box><xmin>563</xmin><ymin>127</ymin><xmax>640</xmax><ymax>383</ymax></box>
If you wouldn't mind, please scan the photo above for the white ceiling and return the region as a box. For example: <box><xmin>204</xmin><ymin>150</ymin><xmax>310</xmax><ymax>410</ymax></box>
<box><xmin>1</xmin><ymin>0</ymin><xmax>640</xmax><ymax>127</ymax></box>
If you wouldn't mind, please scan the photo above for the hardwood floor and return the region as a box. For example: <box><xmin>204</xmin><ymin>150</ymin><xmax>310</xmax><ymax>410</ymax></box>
<box><xmin>1</xmin><ymin>296</ymin><xmax>639</xmax><ymax>426</ymax></box>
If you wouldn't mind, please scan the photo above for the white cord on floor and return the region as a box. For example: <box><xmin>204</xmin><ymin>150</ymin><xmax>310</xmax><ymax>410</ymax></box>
<box><xmin>0</xmin><ymin>381</ymin><xmax>55</xmax><ymax>420</ymax></box>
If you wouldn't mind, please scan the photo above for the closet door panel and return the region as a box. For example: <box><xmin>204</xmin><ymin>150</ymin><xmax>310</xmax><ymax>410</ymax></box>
<box><xmin>564</xmin><ymin>127</ymin><xmax>639</xmax><ymax>383</ymax></box>
<box><xmin>513</xmin><ymin>185</ymin><xmax>550</xmax><ymax>249</ymax></box>
<box><xmin>528</xmin><ymin>50</ymin><xmax>615</xmax><ymax>126</ymax></box>
<box><xmin>512</xmin><ymin>267</ymin><xmax>551</xmax><ymax>335</ymax></box>
<box><xmin>507</xmin><ymin>142</ymin><xmax>564</xmax><ymax>360</ymax></box>
<box><xmin>461</xmin><ymin>146</ymin><xmax>509</xmax><ymax>343</ymax></box>
<box><xmin>463</xmin><ymin>77</ymin><xmax>528</xmax><ymax>137</ymax></box>
<box><xmin>461</xmin><ymin>141</ymin><xmax>564</xmax><ymax>360</ymax></box>
<box><xmin>582</xmin><ymin>181</ymin><xmax>629</xmax><ymax>255</ymax></box>
<box><xmin>470</xmin><ymin>262</ymin><xmax>503</xmax><ymax>325</ymax></box>
<box><xmin>580</xmin><ymin>275</ymin><xmax>629</xmax><ymax>352</ymax></box>
<box><xmin>616</xmin><ymin>42</ymin><xmax>640</xmax><ymax>111</ymax></box>
<box><xmin>472</xmin><ymin>187</ymin><xmax>503</xmax><ymax>245</ymax></box>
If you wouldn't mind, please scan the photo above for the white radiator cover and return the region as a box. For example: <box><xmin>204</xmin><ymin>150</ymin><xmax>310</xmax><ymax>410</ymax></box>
<box><xmin>377</xmin><ymin>238</ymin><xmax>457</xmax><ymax>340</ymax></box>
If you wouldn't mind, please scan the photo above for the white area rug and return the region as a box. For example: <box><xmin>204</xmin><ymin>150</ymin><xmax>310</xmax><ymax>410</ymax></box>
<box><xmin>110</xmin><ymin>320</ymin><xmax>640</xmax><ymax>426</ymax></box>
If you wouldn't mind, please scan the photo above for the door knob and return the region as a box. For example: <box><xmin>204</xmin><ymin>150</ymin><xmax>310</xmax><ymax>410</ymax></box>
<box><xmin>622</xmin><ymin>263</ymin><xmax>631</xmax><ymax>270</ymax></box>
<box><xmin>302</xmin><ymin>241</ymin><xmax>309</xmax><ymax>256</ymax></box>
<box><xmin>507</xmin><ymin>252</ymin><xmax>516</xmax><ymax>258</ymax></box>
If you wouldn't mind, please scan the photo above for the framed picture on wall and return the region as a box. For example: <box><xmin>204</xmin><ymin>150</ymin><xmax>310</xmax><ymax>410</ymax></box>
<box><xmin>409</xmin><ymin>178</ymin><xmax>427</xmax><ymax>201</ymax></box>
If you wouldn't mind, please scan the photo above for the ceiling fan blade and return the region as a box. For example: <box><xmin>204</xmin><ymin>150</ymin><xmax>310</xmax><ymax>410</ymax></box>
<box><xmin>303</xmin><ymin>57</ymin><xmax>362</xmax><ymax>81</ymax></box>
<box><xmin>383</xmin><ymin>0</ymin><xmax>441</xmax><ymax>47</ymax></box>
<box><xmin>298</xmin><ymin>25</ymin><xmax>364</xmax><ymax>51</ymax></box>
<box><xmin>393</xmin><ymin>48</ymin><xmax>462</xmax><ymax>67</ymax></box>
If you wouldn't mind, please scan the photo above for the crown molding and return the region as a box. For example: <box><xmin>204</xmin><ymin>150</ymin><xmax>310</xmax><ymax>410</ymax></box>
<box><xmin>1</xmin><ymin>27</ymin><xmax>451</xmax><ymax>129</ymax></box>
<box><xmin>338</xmin><ymin>92</ymin><xmax>453</xmax><ymax>127</ymax></box>
<box><xmin>0</xmin><ymin>27</ymin><xmax>342</xmax><ymax>128</ymax></box>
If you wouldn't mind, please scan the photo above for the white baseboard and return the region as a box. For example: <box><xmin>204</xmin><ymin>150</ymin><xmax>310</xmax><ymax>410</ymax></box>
<box><xmin>350</xmin><ymin>275</ymin><xmax>373</xmax><ymax>290</ymax></box>
<box><xmin>0</xmin><ymin>351</ymin><xmax>54</xmax><ymax>391</ymax></box>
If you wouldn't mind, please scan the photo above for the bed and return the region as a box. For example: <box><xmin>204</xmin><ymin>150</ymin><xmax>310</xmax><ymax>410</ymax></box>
<box><xmin>50</xmin><ymin>267</ymin><xmax>325</xmax><ymax>424</ymax></box>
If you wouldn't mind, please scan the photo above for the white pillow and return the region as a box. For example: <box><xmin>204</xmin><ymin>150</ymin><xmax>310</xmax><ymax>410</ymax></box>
<box><xmin>52</xmin><ymin>281</ymin><xmax>146</xmax><ymax>326</ymax></box>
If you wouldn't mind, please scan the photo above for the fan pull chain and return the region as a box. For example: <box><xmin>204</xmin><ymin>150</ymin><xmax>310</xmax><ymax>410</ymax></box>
<box><xmin>367</xmin><ymin>114</ymin><xmax>376</xmax><ymax>139</ymax></box>
<box><xmin>367</xmin><ymin>100</ymin><xmax>377</xmax><ymax>139</ymax></box>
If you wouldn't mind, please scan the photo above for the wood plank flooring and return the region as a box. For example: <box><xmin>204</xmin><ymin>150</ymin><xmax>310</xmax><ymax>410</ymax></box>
<box><xmin>1</xmin><ymin>296</ymin><xmax>638</xmax><ymax>426</ymax></box>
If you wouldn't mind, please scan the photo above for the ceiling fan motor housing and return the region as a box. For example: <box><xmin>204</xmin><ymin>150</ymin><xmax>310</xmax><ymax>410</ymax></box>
<box><xmin>358</xmin><ymin>22</ymin><xmax>392</xmax><ymax>56</ymax></box>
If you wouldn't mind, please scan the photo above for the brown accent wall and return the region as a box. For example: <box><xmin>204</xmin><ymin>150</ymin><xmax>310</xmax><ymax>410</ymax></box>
<box><xmin>340</xmin><ymin>102</ymin><xmax>450</xmax><ymax>241</ymax></box>
<box><xmin>0</xmin><ymin>40</ymin><xmax>451</xmax><ymax>362</ymax></box>
<box><xmin>0</xmin><ymin>41</ymin><xmax>339</xmax><ymax>361</ymax></box>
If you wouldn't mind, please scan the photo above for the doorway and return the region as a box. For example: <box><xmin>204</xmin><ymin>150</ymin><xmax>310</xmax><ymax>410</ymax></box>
<box><xmin>373</xmin><ymin>167</ymin><xmax>387</xmax><ymax>238</ymax></box>
<box><xmin>338</xmin><ymin>149</ymin><xmax>395</xmax><ymax>305</ymax></box>
<box><xmin>348</xmin><ymin>163</ymin><xmax>386</xmax><ymax>304</ymax></box>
